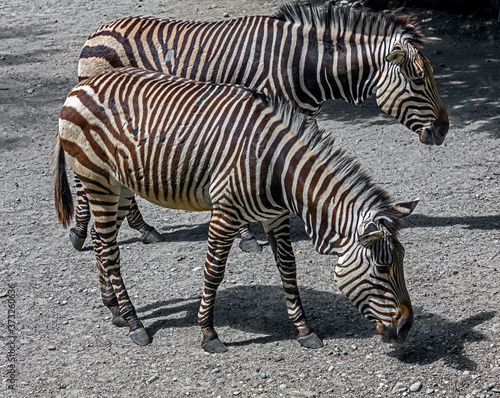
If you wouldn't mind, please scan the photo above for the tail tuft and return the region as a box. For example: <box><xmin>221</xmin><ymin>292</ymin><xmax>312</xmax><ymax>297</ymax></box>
<box><xmin>52</xmin><ymin>138</ymin><xmax>74</xmax><ymax>228</ymax></box>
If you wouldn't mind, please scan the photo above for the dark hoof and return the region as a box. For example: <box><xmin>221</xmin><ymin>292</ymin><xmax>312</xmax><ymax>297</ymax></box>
<box><xmin>298</xmin><ymin>332</ymin><xmax>324</xmax><ymax>349</ymax></box>
<box><xmin>141</xmin><ymin>228</ymin><xmax>165</xmax><ymax>244</ymax></box>
<box><xmin>239</xmin><ymin>237</ymin><xmax>262</xmax><ymax>253</ymax></box>
<box><xmin>112</xmin><ymin>315</ymin><xmax>127</xmax><ymax>328</ymax></box>
<box><xmin>69</xmin><ymin>228</ymin><xmax>86</xmax><ymax>251</ymax></box>
<box><xmin>201</xmin><ymin>338</ymin><xmax>228</xmax><ymax>353</ymax></box>
<box><xmin>129</xmin><ymin>327</ymin><xmax>151</xmax><ymax>346</ymax></box>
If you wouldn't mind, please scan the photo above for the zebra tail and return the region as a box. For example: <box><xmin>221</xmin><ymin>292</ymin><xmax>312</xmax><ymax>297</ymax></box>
<box><xmin>52</xmin><ymin>138</ymin><xmax>74</xmax><ymax>228</ymax></box>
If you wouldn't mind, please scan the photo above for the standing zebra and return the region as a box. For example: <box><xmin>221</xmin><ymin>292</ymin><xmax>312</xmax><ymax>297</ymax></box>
<box><xmin>71</xmin><ymin>2</ymin><xmax>448</xmax><ymax>252</ymax></box>
<box><xmin>54</xmin><ymin>67</ymin><xmax>418</xmax><ymax>352</ymax></box>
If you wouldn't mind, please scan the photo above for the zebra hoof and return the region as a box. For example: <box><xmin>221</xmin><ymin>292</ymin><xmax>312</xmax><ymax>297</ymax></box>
<box><xmin>141</xmin><ymin>228</ymin><xmax>165</xmax><ymax>244</ymax></box>
<box><xmin>239</xmin><ymin>237</ymin><xmax>263</xmax><ymax>253</ymax></box>
<box><xmin>129</xmin><ymin>327</ymin><xmax>151</xmax><ymax>346</ymax></box>
<box><xmin>201</xmin><ymin>338</ymin><xmax>228</xmax><ymax>353</ymax></box>
<box><xmin>298</xmin><ymin>332</ymin><xmax>324</xmax><ymax>349</ymax></box>
<box><xmin>69</xmin><ymin>228</ymin><xmax>86</xmax><ymax>251</ymax></box>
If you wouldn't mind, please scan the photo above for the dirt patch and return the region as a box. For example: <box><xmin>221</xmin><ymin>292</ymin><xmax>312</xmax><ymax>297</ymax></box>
<box><xmin>1</xmin><ymin>0</ymin><xmax>499</xmax><ymax>397</ymax></box>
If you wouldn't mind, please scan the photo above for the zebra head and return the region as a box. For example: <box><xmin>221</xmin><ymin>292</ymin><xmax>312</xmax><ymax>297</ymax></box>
<box><xmin>334</xmin><ymin>200</ymin><xmax>418</xmax><ymax>343</ymax></box>
<box><xmin>376</xmin><ymin>41</ymin><xmax>449</xmax><ymax>145</ymax></box>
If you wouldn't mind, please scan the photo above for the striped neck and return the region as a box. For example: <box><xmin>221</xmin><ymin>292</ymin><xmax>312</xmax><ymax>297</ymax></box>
<box><xmin>262</xmin><ymin>101</ymin><xmax>397</xmax><ymax>254</ymax></box>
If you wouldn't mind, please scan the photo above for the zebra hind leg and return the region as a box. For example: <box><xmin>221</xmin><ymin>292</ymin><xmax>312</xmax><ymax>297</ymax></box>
<box><xmin>126</xmin><ymin>196</ymin><xmax>165</xmax><ymax>244</ymax></box>
<box><xmin>238</xmin><ymin>224</ymin><xmax>263</xmax><ymax>253</ymax></box>
<box><xmin>70</xmin><ymin>175</ymin><xmax>91</xmax><ymax>250</ymax></box>
<box><xmin>91</xmin><ymin>226</ymin><xmax>127</xmax><ymax>328</ymax></box>
<box><xmin>89</xmin><ymin>187</ymin><xmax>150</xmax><ymax>346</ymax></box>
<box><xmin>263</xmin><ymin>213</ymin><xmax>324</xmax><ymax>349</ymax></box>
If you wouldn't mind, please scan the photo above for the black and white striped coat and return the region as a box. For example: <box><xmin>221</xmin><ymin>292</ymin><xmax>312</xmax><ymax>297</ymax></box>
<box><xmin>54</xmin><ymin>67</ymin><xmax>418</xmax><ymax>352</ymax></box>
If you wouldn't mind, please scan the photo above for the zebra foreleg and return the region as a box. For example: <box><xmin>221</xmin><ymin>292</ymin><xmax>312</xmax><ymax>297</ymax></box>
<box><xmin>198</xmin><ymin>212</ymin><xmax>239</xmax><ymax>353</ymax></box>
<box><xmin>126</xmin><ymin>196</ymin><xmax>165</xmax><ymax>244</ymax></box>
<box><xmin>263</xmin><ymin>213</ymin><xmax>324</xmax><ymax>349</ymax></box>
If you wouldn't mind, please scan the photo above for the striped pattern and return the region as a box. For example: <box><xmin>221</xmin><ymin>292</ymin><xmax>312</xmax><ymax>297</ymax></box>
<box><xmin>79</xmin><ymin>2</ymin><xmax>448</xmax><ymax>142</ymax></box>
<box><xmin>73</xmin><ymin>2</ymin><xmax>448</xmax><ymax>250</ymax></box>
<box><xmin>53</xmin><ymin>67</ymin><xmax>417</xmax><ymax>350</ymax></box>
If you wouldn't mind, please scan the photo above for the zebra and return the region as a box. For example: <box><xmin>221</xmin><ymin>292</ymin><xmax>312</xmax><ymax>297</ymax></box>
<box><xmin>72</xmin><ymin>2</ymin><xmax>448</xmax><ymax>253</ymax></box>
<box><xmin>53</xmin><ymin>67</ymin><xmax>418</xmax><ymax>352</ymax></box>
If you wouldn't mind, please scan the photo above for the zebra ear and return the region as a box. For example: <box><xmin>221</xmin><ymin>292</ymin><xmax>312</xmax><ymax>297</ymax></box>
<box><xmin>359</xmin><ymin>222</ymin><xmax>384</xmax><ymax>246</ymax></box>
<box><xmin>390</xmin><ymin>199</ymin><xmax>419</xmax><ymax>219</ymax></box>
<box><xmin>386</xmin><ymin>44</ymin><xmax>405</xmax><ymax>64</ymax></box>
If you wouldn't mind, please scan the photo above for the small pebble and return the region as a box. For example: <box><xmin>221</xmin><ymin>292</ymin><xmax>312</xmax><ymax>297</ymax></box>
<box><xmin>259</xmin><ymin>373</ymin><xmax>267</xmax><ymax>379</ymax></box>
<box><xmin>146</xmin><ymin>375</ymin><xmax>159</xmax><ymax>384</ymax></box>
<box><xmin>351</xmin><ymin>344</ymin><xmax>357</xmax><ymax>350</ymax></box>
<box><xmin>391</xmin><ymin>382</ymin><xmax>405</xmax><ymax>394</ymax></box>
<box><xmin>48</xmin><ymin>345</ymin><xmax>56</xmax><ymax>351</ymax></box>
<box><xmin>410</xmin><ymin>381</ymin><xmax>423</xmax><ymax>392</ymax></box>
<box><xmin>212</xmin><ymin>368</ymin><xmax>221</xmax><ymax>373</ymax></box>
<box><xmin>223</xmin><ymin>12</ymin><xmax>229</xmax><ymax>17</ymax></box>
<box><xmin>426</xmin><ymin>388</ymin><xmax>434</xmax><ymax>394</ymax></box>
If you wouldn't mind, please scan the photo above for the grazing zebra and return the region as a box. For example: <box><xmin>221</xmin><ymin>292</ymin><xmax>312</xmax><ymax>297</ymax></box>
<box><xmin>71</xmin><ymin>1</ymin><xmax>448</xmax><ymax>252</ymax></box>
<box><xmin>53</xmin><ymin>67</ymin><xmax>418</xmax><ymax>352</ymax></box>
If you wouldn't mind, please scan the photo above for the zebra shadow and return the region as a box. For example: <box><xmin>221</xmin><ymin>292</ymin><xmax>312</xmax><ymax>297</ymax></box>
<box><xmin>136</xmin><ymin>284</ymin><xmax>495</xmax><ymax>370</ymax></box>
<box><xmin>80</xmin><ymin>210</ymin><xmax>498</xmax><ymax>253</ymax></box>
<box><xmin>403</xmin><ymin>213</ymin><xmax>500</xmax><ymax>230</ymax></box>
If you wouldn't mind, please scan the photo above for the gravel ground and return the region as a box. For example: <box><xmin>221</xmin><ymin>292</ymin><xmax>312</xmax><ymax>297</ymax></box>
<box><xmin>1</xmin><ymin>1</ymin><xmax>499</xmax><ymax>397</ymax></box>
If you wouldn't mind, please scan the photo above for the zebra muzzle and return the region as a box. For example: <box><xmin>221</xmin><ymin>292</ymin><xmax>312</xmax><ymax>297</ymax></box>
<box><xmin>419</xmin><ymin>114</ymin><xmax>449</xmax><ymax>146</ymax></box>
<box><xmin>376</xmin><ymin>305</ymin><xmax>413</xmax><ymax>343</ymax></box>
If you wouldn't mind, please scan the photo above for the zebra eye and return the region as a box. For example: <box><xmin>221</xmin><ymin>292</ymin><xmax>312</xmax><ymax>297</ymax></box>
<box><xmin>412</xmin><ymin>78</ymin><xmax>424</xmax><ymax>85</ymax></box>
<box><xmin>376</xmin><ymin>265</ymin><xmax>390</xmax><ymax>274</ymax></box>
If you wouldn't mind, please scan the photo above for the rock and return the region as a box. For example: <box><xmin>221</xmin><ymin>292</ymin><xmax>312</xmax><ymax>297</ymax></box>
<box><xmin>259</xmin><ymin>373</ymin><xmax>267</xmax><ymax>379</ymax></box>
<box><xmin>391</xmin><ymin>382</ymin><xmax>406</xmax><ymax>394</ymax></box>
<box><xmin>410</xmin><ymin>381</ymin><xmax>423</xmax><ymax>392</ymax></box>
<box><xmin>146</xmin><ymin>375</ymin><xmax>159</xmax><ymax>384</ymax></box>
<box><xmin>48</xmin><ymin>345</ymin><xmax>56</xmax><ymax>351</ymax></box>
<box><xmin>426</xmin><ymin>388</ymin><xmax>434</xmax><ymax>394</ymax></box>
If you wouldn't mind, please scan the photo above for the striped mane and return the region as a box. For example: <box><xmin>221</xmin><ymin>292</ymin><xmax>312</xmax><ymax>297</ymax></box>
<box><xmin>273</xmin><ymin>1</ymin><xmax>425</xmax><ymax>48</ymax></box>
<box><xmin>264</xmin><ymin>94</ymin><xmax>401</xmax><ymax>234</ymax></box>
